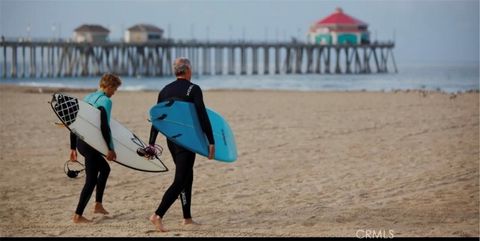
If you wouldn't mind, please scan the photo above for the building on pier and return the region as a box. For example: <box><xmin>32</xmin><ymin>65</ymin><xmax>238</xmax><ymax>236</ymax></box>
<box><xmin>308</xmin><ymin>7</ymin><xmax>370</xmax><ymax>45</ymax></box>
<box><xmin>124</xmin><ymin>24</ymin><xmax>164</xmax><ymax>43</ymax></box>
<box><xmin>73</xmin><ymin>24</ymin><xmax>110</xmax><ymax>43</ymax></box>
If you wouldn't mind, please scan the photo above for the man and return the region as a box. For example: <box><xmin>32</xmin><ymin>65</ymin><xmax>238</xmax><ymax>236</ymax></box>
<box><xmin>144</xmin><ymin>57</ymin><xmax>215</xmax><ymax>232</ymax></box>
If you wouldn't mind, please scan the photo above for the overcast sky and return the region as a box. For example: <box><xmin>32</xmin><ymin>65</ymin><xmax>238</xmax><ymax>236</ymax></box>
<box><xmin>1</xmin><ymin>0</ymin><xmax>478</xmax><ymax>65</ymax></box>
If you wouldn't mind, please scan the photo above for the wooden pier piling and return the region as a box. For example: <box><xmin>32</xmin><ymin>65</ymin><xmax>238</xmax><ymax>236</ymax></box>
<box><xmin>0</xmin><ymin>40</ymin><xmax>396</xmax><ymax>78</ymax></box>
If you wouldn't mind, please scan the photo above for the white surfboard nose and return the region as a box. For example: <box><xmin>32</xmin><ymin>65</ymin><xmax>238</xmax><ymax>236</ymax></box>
<box><xmin>51</xmin><ymin>93</ymin><xmax>80</xmax><ymax>126</ymax></box>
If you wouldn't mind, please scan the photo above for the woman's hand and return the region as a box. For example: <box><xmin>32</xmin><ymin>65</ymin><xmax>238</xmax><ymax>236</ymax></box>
<box><xmin>106</xmin><ymin>150</ymin><xmax>117</xmax><ymax>161</ymax></box>
<box><xmin>70</xmin><ymin>149</ymin><xmax>77</xmax><ymax>161</ymax></box>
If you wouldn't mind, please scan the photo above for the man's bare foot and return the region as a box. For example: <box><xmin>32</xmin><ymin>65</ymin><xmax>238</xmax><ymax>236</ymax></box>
<box><xmin>150</xmin><ymin>214</ymin><xmax>168</xmax><ymax>232</ymax></box>
<box><xmin>72</xmin><ymin>214</ymin><xmax>92</xmax><ymax>224</ymax></box>
<box><xmin>183</xmin><ymin>218</ymin><xmax>201</xmax><ymax>225</ymax></box>
<box><xmin>93</xmin><ymin>202</ymin><xmax>109</xmax><ymax>215</ymax></box>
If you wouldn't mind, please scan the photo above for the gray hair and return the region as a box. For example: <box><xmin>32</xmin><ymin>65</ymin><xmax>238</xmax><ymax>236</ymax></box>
<box><xmin>173</xmin><ymin>57</ymin><xmax>191</xmax><ymax>76</ymax></box>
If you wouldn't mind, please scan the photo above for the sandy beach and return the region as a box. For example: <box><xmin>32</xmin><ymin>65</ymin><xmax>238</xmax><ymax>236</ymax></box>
<box><xmin>0</xmin><ymin>85</ymin><xmax>478</xmax><ymax>237</ymax></box>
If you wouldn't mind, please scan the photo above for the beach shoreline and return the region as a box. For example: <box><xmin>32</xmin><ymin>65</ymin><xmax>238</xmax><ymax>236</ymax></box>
<box><xmin>2</xmin><ymin>83</ymin><xmax>479</xmax><ymax>94</ymax></box>
<box><xmin>0</xmin><ymin>85</ymin><xmax>478</xmax><ymax>237</ymax></box>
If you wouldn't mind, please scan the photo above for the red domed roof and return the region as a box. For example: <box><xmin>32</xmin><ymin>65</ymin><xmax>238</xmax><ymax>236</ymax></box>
<box><xmin>315</xmin><ymin>8</ymin><xmax>367</xmax><ymax>26</ymax></box>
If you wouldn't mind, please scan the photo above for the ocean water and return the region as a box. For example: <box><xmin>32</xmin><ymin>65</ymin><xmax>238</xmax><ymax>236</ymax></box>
<box><xmin>0</xmin><ymin>64</ymin><xmax>478</xmax><ymax>93</ymax></box>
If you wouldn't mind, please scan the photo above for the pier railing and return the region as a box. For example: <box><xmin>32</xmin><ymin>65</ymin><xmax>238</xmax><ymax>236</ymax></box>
<box><xmin>1</xmin><ymin>39</ymin><xmax>397</xmax><ymax>78</ymax></box>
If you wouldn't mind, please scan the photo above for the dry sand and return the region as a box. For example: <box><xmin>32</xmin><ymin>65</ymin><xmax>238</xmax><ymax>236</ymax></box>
<box><xmin>0</xmin><ymin>85</ymin><xmax>478</xmax><ymax>237</ymax></box>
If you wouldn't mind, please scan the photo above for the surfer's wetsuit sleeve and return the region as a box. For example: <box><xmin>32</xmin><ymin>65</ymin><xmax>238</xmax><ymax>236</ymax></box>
<box><xmin>70</xmin><ymin>132</ymin><xmax>77</xmax><ymax>150</ymax></box>
<box><xmin>191</xmin><ymin>85</ymin><xmax>215</xmax><ymax>145</ymax></box>
<box><xmin>99</xmin><ymin>106</ymin><xmax>114</xmax><ymax>151</ymax></box>
<box><xmin>149</xmin><ymin>124</ymin><xmax>159</xmax><ymax>145</ymax></box>
<box><xmin>148</xmin><ymin>91</ymin><xmax>163</xmax><ymax>145</ymax></box>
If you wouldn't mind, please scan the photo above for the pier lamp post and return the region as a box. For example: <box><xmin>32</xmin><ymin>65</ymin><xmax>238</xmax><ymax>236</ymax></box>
<box><xmin>206</xmin><ymin>26</ymin><xmax>210</xmax><ymax>42</ymax></box>
<box><xmin>275</xmin><ymin>28</ymin><xmax>279</xmax><ymax>43</ymax></box>
<box><xmin>167</xmin><ymin>23</ymin><xmax>171</xmax><ymax>40</ymax></box>
<box><xmin>190</xmin><ymin>24</ymin><xmax>195</xmax><ymax>40</ymax></box>
<box><xmin>26</xmin><ymin>24</ymin><xmax>31</xmax><ymax>42</ymax></box>
<box><xmin>242</xmin><ymin>27</ymin><xmax>245</xmax><ymax>42</ymax></box>
<box><xmin>51</xmin><ymin>24</ymin><xmax>56</xmax><ymax>42</ymax></box>
<box><xmin>265</xmin><ymin>27</ymin><xmax>269</xmax><ymax>42</ymax></box>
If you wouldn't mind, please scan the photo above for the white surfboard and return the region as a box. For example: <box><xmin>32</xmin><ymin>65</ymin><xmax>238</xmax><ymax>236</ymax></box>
<box><xmin>50</xmin><ymin>93</ymin><xmax>168</xmax><ymax>172</ymax></box>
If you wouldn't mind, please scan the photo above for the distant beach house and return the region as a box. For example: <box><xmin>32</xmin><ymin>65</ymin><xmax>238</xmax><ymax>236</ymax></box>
<box><xmin>73</xmin><ymin>24</ymin><xmax>110</xmax><ymax>43</ymax></box>
<box><xmin>124</xmin><ymin>24</ymin><xmax>164</xmax><ymax>43</ymax></box>
<box><xmin>308</xmin><ymin>8</ymin><xmax>370</xmax><ymax>45</ymax></box>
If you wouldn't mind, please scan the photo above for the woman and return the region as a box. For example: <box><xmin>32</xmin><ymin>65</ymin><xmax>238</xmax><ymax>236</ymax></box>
<box><xmin>69</xmin><ymin>73</ymin><xmax>122</xmax><ymax>223</ymax></box>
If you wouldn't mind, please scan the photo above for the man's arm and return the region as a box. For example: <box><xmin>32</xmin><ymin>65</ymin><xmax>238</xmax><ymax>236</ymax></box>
<box><xmin>148</xmin><ymin>91</ymin><xmax>163</xmax><ymax>145</ymax></box>
<box><xmin>192</xmin><ymin>87</ymin><xmax>215</xmax><ymax>160</ymax></box>
<box><xmin>192</xmin><ymin>85</ymin><xmax>215</xmax><ymax>145</ymax></box>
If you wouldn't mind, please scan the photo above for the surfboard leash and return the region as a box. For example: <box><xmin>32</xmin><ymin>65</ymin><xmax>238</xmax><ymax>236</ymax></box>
<box><xmin>64</xmin><ymin>160</ymin><xmax>85</xmax><ymax>178</ymax></box>
<box><xmin>136</xmin><ymin>144</ymin><xmax>163</xmax><ymax>160</ymax></box>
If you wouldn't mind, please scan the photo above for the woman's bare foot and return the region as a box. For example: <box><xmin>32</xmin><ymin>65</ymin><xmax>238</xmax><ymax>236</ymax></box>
<box><xmin>183</xmin><ymin>218</ymin><xmax>201</xmax><ymax>225</ymax></box>
<box><xmin>93</xmin><ymin>202</ymin><xmax>109</xmax><ymax>215</ymax></box>
<box><xmin>72</xmin><ymin>214</ymin><xmax>92</xmax><ymax>224</ymax></box>
<box><xmin>150</xmin><ymin>214</ymin><xmax>168</xmax><ymax>232</ymax></box>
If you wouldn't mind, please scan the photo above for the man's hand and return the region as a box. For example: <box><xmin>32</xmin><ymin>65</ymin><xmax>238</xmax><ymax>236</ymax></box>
<box><xmin>106</xmin><ymin>150</ymin><xmax>117</xmax><ymax>161</ymax></box>
<box><xmin>70</xmin><ymin>149</ymin><xmax>77</xmax><ymax>161</ymax></box>
<box><xmin>208</xmin><ymin>144</ymin><xmax>215</xmax><ymax>160</ymax></box>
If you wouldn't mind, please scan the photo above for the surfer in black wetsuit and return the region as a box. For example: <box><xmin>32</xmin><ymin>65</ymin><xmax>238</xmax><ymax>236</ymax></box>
<box><xmin>144</xmin><ymin>57</ymin><xmax>215</xmax><ymax>232</ymax></box>
<box><xmin>69</xmin><ymin>73</ymin><xmax>122</xmax><ymax>224</ymax></box>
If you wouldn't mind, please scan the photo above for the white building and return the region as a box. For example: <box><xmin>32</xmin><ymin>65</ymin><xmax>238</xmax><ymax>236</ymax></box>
<box><xmin>73</xmin><ymin>24</ymin><xmax>110</xmax><ymax>43</ymax></box>
<box><xmin>124</xmin><ymin>24</ymin><xmax>164</xmax><ymax>43</ymax></box>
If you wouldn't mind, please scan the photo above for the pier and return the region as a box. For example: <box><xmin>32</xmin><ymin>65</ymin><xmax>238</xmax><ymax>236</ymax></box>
<box><xmin>0</xmin><ymin>39</ymin><xmax>397</xmax><ymax>78</ymax></box>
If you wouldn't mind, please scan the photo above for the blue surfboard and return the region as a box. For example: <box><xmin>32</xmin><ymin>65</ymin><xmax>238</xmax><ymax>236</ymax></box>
<box><xmin>150</xmin><ymin>100</ymin><xmax>237</xmax><ymax>162</ymax></box>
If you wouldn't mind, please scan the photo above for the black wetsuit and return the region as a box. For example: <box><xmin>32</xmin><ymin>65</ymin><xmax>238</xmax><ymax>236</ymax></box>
<box><xmin>149</xmin><ymin>79</ymin><xmax>214</xmax><ymax>219</ymax></box>
<box><xmin>70</xmin><ymin>92</ymin><xmax>114</xmax><ymax>216</ymax></box>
